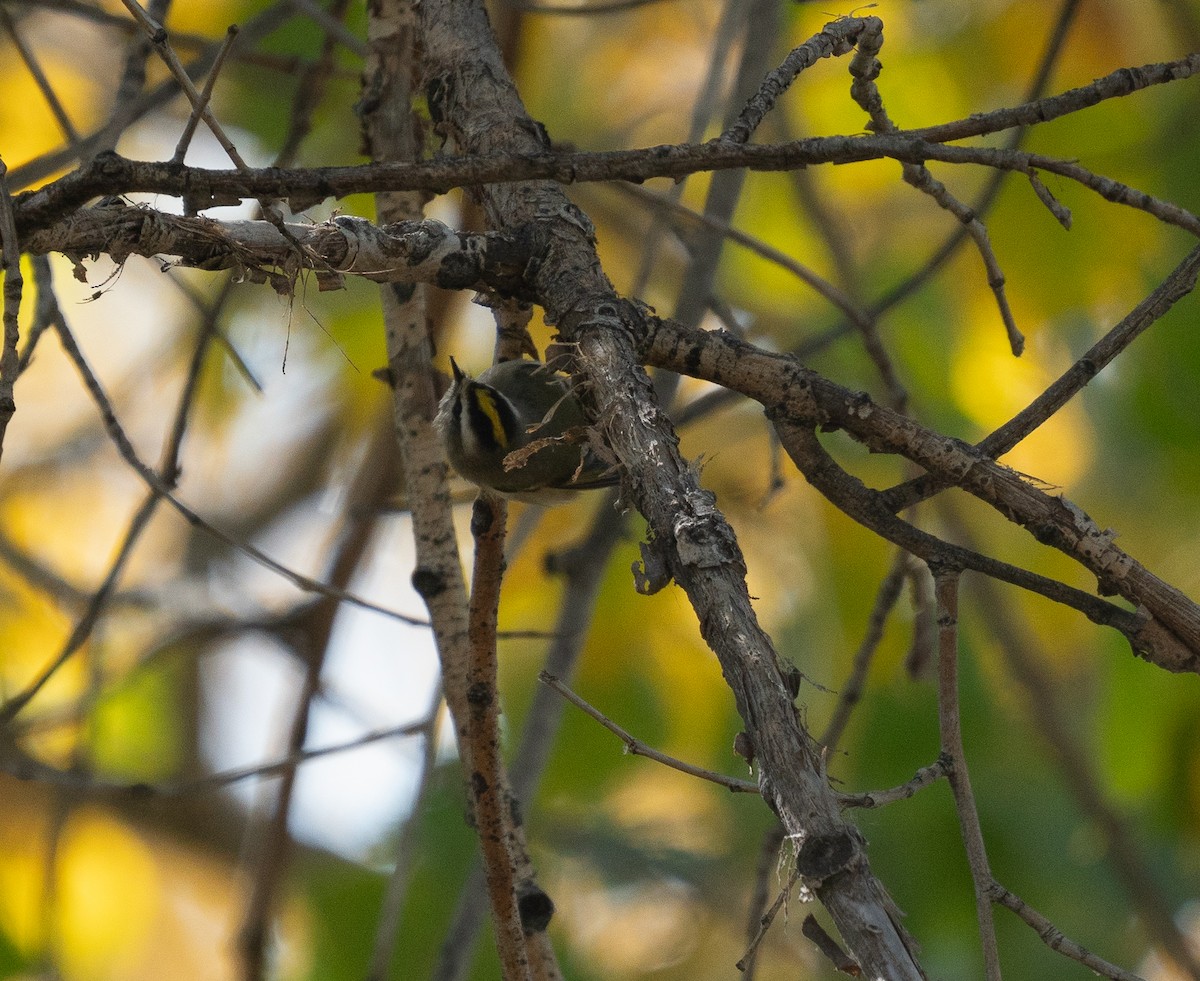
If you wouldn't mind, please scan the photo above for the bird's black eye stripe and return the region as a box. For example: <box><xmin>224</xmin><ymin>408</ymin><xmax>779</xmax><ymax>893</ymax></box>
<box><xmin>465</xmin><ymin>382</ymin><xmax>518</xmax><ymax>451</ymax></box>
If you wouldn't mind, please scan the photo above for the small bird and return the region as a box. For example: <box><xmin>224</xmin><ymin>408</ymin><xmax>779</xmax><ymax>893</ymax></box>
<box><xmin>434</xmin><ymin>358</ymin><xmax>617</xmax><ymax>499</ymax></box>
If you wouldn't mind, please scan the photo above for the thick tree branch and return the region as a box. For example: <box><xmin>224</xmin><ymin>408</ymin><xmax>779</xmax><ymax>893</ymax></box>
<box><xmin>24</xmin><ymin>205</ymin><xmax>543</xmax><ymax>297</ymax></box>
<box><xmin>23</xmin><ymin>184</ymin><xmax>1200</xmax><ymax>673</ymax></box>
<box><xmin>416</xmin><ymin>2</ymin><xmax>926</xmax><ymax>977</ymax></box>
<box><xmin>641</xmin><ymin>316</ymin><xmax>1200</xmax><ymax>672</ymax></box>
<box><xmin>15</xmin><ymin>57</ymin><xmax>1200</xmax><ymax>236</ymax></box>
<box><xmin>882</xmin><ymin>241</ymin><xmax>1200</xmax><ymax>512</ymax></box>
<box><xmin>360</xmin><ymin>2</ymin><xmax>557</xmax><ymax>978</ymax></box>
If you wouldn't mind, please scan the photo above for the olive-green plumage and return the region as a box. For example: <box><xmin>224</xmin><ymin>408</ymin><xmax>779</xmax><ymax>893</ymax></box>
<box><xmin>435</xmin><ymin>358</ymin><xmax>615</xmax><ymax>499</ymax></box>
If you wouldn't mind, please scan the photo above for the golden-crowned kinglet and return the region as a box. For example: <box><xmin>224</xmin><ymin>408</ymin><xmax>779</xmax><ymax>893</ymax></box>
<box><xmin>435</xmin><ymin>358</ymin><xmax>616</xmax><ymax>499</ymax></box>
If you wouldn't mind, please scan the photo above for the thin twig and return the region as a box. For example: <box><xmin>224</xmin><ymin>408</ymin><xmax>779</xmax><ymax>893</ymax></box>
<box><xmin>722</xmin><ymin>15</ymin><xmax>875</xmax><ymax>145</ymax></box>
<box><xmin>540</xmin><ymin>672</ymin><xmax>759</xmax><ymax>793</ymax></box>
<box><xmin>740</xmin><ymin>823</ymin><xmax>785</xmax><ymax>980</ymax></box>
<box><xmin>118</xmin><ymin>0</ymin><xmax>252</xmax><ymax>171</ymax></box>
<box><xmin>881</xmin><ymin>242</ymin><xmax>1200</xmax><ymax>513</ymax></box>
<box><xmin>47</xmin><ymin>312</ymin><xmax>424</xmax><ymax>623</ymax></box>
<box><xmin>837</xmin><ymin>757</ymin><xmax>950</xmax><ymax>809</ymax></box>
<box><xmin>1</xmin><ymin>717</ymin><xmax>431</xmax><ymax>794</ymax></box>
<box><xmin>933</xmin><ymin>569</ymin><xmax>1001</xmax><ymax>980</ymax></box>
<box><xmin>897</xmin><ymin>160</ymin><xmax>1023</xmax><ymax>354</ymax></box>
<box><xmin>847</xmin><ymin>0</ymin><xmax>1073</xmax><ymax>343</ymax></box>
<box><xmin>172</xmin><ymin>25</ymin><xmax>239</xmax><ymax>164</ymax></box>
<box><xmin>182</xmin><ymin>718</ymin><xmax>429</xmax><ymax>793</ymax></box>
<box><xmin>736</xmin><ymin>864</ymin><xmax>800</xmax><ymax>971</ymax></box>
<box><xmin>846</xmin><ymin>19</ymin><xmax>1022</xmax><ymax>355</ymax></box>
<box><xmin>991</xmin><ymin>882</ymin><xmax>1148</xmax><ymax>981</ymax></box>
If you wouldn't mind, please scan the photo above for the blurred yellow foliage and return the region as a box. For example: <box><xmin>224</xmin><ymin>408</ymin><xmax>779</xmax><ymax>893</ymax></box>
<box><xmin>2</xmin><ymin>1</ymin><xmax>1199</xmax><ymax>978</ymax></box>
<box><xmin>950</xmin><ymin>294</ymin><xmax>1094</xmax><ymax>487</ymax></box>
<box><xmin>0</xmin><ymin>43</ymin><xmax>98</xmax><ymax>171</ymax></box>
<box><xmin>0</xmin><ymin>786</ymin><xmax>314</xmax><ymax>981</ymax></box>
<box><xmin>55</xmin><ymin>808</ymin><xmax>159</xmax><ymax>981</ymax></box>
<box><xmin>606</xmin><ymin>768</ymin><xmax>734</xmax><ymax>855</ymax></box>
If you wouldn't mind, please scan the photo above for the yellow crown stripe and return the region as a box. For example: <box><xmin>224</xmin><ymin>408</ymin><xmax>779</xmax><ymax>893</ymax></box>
<box><xmin>472</xmin><ymin>388</ymin><xmax>509</xmax><ymax>449</ymax></box>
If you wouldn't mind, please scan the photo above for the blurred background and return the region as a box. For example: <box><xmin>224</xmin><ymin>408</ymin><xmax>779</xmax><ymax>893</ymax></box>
<box><xmin>2</xmin><ymin>0</ymin><xmax>1200</xmax><ymax>978</ymax></box>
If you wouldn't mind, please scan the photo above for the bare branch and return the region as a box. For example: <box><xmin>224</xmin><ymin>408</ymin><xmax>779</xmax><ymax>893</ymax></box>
<box><xmin>467</xmin><ymin>495</ymin><xmax>548</xmax><ymax>980</ymax></box>
<box><xmin>7</xmin><ymin>5</ymin><xmax>1199</xmax><ymax>977</ymax></box>
<box><xmin>644</xmin><ymin>316</ymin><xmax>1200</xmax><ymax>671</ymax></box>
<box><xmin>172</xmin><ymin>25</ymin><xmax>239</xmax><ymax>164</ymax></box>
<box><xmin>820</xmin><ymin>549</ymin><xmax>913</xmax><ymax>751</ymax></box>
<box><xmin>882</xmin><ymin>242</ymin><xmax>1200</xmax><ymax>513</ymax></box>
<box><xmin>801</xmin><ymin>915</ymin><xmax>862</xmax><ymax>977</ymax></box>
<box><xmin>845</xmin><ymin>18</ymin><xmax>1022</xmax><ymax>354</ymax></box>
<box><xmin>19</xmin><ymin>65</ymin><xmax>1200</xmax><ymax>234</ymax></box>
<box><xmin>418</xmin><ymin>0</ymin><xmax>925</xmax><ymax>973</ymax></box>
<box><xmin>8</xmin><ymin>0</ymin><xmax>302</xmax><ymax>191</ymax></box>
<box><xmin>933</xmin><ymin>569</ymin><xmax>1000</xmax><ymax>980</ymax></box>
<box><xmin>735</xmin><ymin>864</ymin><xmax>801</xmax><ymax>972</ymax></box>
<box><xmin>26</xmin><ymin>302</ymin><xmax>427</xmax><ymax>639</ymax></box>
<box><xmin>992</xmin><ymin>883</ymin><xmax>1149</xmax><ymax>981</ymax></box>
<box><xmin>540</xmin><ymin>672</ymin><xmax>759</xmax><ymax>793</ymax></box>
<box><xmin>722</xmin><ymin>15</ymin><xmax>878</xmax><ymax>145</ymax></box>
<box><xmin>0</xmin><ymin>717</ymin><xmax>432</xmax><ymax>796</ymax></box>
<box><xmin>435</xmin><ymin>501</ymin><xmax>627</xmax><ymax>981</ymax></box>
<box><xmin>838</xmin><ymin>758</ymin><xmax>951</xmax><ymax>810</ymax></box>
<box><xmin>24</xmin><ymin>207</ymin><xmax>544</xmax><ymax>298</ymax></box>
<box><xmin>118</xmin><ymin>0</ymin><xmax>252</xmax><ymax>171</ymax></box>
